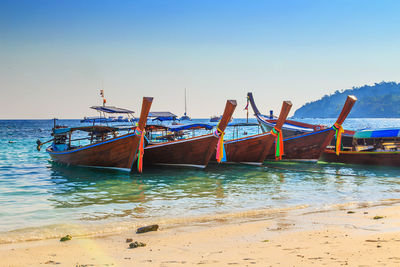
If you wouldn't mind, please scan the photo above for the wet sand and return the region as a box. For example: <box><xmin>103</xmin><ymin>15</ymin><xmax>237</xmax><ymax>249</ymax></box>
<box><xmin>1</xmin><ymin>202</ymin><xmax>400</xmax><ymax>266</ymax></box>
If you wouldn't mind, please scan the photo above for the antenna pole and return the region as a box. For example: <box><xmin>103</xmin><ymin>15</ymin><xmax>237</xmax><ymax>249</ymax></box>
<box><xmin>184</xmin><ymin>88</ymin><xmax>187</xmax><ymax>116</ymax></box>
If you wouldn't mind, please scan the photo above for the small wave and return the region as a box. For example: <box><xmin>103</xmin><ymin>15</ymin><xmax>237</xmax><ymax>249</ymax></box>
<box><xmin>1</xmin><ymin>198</ymin><xmax>400</xmax><ymax>244</ymax></box>
<box><xmin>302</xmin><ymin>198</ymin><xmax>400</xmax><ymax>215</ymax></box>
<box><xmin>0</xmin><ymin>205</ymin><xmax>309</xmax><ymax>244</ymax></box>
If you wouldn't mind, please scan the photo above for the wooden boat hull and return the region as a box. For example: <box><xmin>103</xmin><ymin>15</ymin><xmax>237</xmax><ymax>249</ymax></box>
<box><xmin>265</xmin><ymin>128</ymin><xmax>334</xmax><ymax>161</ymax></box>
<box><xmin>144</xmin><ymin>99</ymin><xmax>237</xmax><ymax>169</ymax></box>
<box><xmin>144</xmin><ymin>134</ymin><xmax>218</xmax><ymax>168</ymax></box>
<box><xmin>47</xmin><ymin>132</ymin><xmax>139</xmax><ymax>171</ymax></box>
<box><xmin>210</xmin><ymin>133</ymin><xmax>274</xmax><ymax>165</ymax></box>
<box><xmin>249</xmin><ymin>93</ymin><xmax>356</xmax><ymax>162</ymax></box>
<box><xmin>320</xmin><ymin>149</ymin><xmax>400</xmax><ymax>167</ymax></box>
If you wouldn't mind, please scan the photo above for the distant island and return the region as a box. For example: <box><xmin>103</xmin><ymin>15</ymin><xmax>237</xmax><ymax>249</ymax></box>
<box><xmin>293</xmin><ymin>81</ymin><xmax>400</xmax><ymax>118</ymax></box>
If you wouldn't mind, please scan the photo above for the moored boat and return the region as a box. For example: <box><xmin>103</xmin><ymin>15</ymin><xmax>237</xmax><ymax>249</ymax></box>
<box><xmin>247</xmin><ymin>92</ymin><xmax>355</xmax><ymax>148</ymax></box>
<box><xmin>180</xmin><ymin>88</ymin><xmax>191</xmax><ymax>121</ymax></box>
<box><xmin>143</xmin><ymin>100</ymin><xmax>237</xmax><ymax>168</ymax></box>
<box><xmin>210</xmin><ymin>115</ymin><xmax>222</xmax><ymax>122</ymax></box>
<box><xmin>247</xmin><ymin>92</ymin><xmax>326</xmax><ymax>137</ymax></box>
<box><xmin>211</xmin><ymin>100</ymin><xmax>293</xmax><ymax>165</ymax></box>
<box><xmin>249</xmin><ymin>94</ymin><xmax>357</xmax><ymax>161</ymax></box>
<box><xmin>321</xmin><ymin>128</ymin><xmax>400</xmax><ymax>166</ymax></box>
<box><xmin>43</xmin><ymin>97</ymin><xmax>153</xmax><ymax>172</ymax></box>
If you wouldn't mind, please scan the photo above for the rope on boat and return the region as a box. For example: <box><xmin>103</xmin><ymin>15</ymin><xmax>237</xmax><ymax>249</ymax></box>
<box><xmin>263</xmin><ymin>165</ymin><xmax>369</xmax><ymax>178</ymax></box>
<box><xmin>214</xmin><ymin>127</ymin><xmax>226</xmax><ymax>163</ymax></box>
<box><xmin>135</xmin><ymin>128</ymin><xmax>145</xmax><ymax>173</ymax></box>
<box><xmin>270</xmin><ymin>127</ymin><xmax>284</xmax><ymax>160</ymax></box>
<box><xmin>332</xmin><ymin>123</ymin><xmax>344</xmax><ymax>156</ymax></box>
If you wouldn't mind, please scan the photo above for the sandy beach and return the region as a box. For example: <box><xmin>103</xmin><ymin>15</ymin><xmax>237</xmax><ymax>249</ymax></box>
<box><xmin>1</xmin><ymin>201</ymin><xmax>399</xmax><ymax>267</ymax></box>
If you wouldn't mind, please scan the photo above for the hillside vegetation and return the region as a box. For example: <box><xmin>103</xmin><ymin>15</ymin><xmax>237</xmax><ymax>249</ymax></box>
<box><xmin>293</xmin><ymin>82</ymin><xmax>400</xmax><ymax>118</ymax></box>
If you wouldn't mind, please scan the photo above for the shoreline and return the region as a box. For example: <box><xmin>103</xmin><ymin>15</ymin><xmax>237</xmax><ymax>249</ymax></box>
<box><xmin>1</xmin><ymin>201</ymin><xmax>400</xmax><ymax>266</ymax></box>
<box><xmin>1</xmin><ymin>199</ymin><xmax>400</xmax><ymax>245</ymax></box>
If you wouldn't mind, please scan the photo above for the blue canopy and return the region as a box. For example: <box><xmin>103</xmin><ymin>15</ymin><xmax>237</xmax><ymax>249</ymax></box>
<box><xmin>354</xmin><ymin>128</ymin><xmax>400</xmax><ymax>139</ymax></box>
<box><xmin>149</xmin><ymin>112</ymin><xmax>178</xmax><ymax>121</ymax></box>
<box><xmin>167</xmin><ymin>123</ymin><xmax>213</xmax><ymax>132</ymax></box>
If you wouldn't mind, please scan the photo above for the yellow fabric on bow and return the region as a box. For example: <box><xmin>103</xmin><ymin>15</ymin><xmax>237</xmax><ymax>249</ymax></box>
<box><xmin>332</xmin><ymin>123</ymin><xmax>344</xmax><ymax>156</ymax></box>
<box><xmin>214</xmin><ymin>127</ymin><xmax>226</xmax><ymax>163</ymax></box>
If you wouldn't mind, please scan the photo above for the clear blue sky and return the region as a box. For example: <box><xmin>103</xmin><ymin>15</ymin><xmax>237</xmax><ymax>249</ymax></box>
<box><xmin>1</xmin><ymin>0</ymin><xmax>399</xmax><ymax>118</ymax></box>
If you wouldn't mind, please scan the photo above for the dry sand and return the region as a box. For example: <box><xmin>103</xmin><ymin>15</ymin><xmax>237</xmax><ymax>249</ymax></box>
<box><xmin>1</xmin><ymin>202</ymin><xmax>400</xmax><ymax>267</ymax></box>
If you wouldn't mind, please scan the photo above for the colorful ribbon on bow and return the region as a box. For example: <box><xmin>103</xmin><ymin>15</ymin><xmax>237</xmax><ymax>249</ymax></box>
<box><xmin>270</xmin><ymin>127</ymin><xmax>284</xmax><ymax>160</ymax></box>
<box><xmin>135</xmin><ymin>128</ymin><xmax>145</xmax><ymax>173</ymax></box>
<box><xmin>332</xmin><ymin>122</ymin><xmax>344</xmax><ymax>156</ymax></box>
<box><xmin>244</xmin><ymin>96</ymin><xmax>249</xmax><ymax>110</ymax></box>
<box><xmin>213</xmin><ymin>127</ymin><xmax>226</xmax><ymax>163</ymax></box>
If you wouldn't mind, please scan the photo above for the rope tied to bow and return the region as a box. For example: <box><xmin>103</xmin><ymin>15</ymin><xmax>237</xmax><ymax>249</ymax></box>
<box><xmin>135</xmin><ymin>128</ymin><xmax>145</xmax><ymax>173</ymax></box>
<box><xmin>214</xmin><ymin>127</ymin><xmax>226</xmax><ymax>163</ymax></box>
<box><xmin>270</xmin><ymin>127</ymin><xmax>284</xmax><ymax>160</ymax></box>
<box><xmin>332</xmin><ymin>123</ymin><xmax>344</xmax><ymax>156</ymax></box>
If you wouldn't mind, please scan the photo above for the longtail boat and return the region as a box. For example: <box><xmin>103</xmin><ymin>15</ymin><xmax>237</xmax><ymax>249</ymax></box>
<box><xmin>143</xmin><ymin>100</ymin><xmax>237</xmax><ymax>168</ymax></box>
<box><xmin>42</xmin><ymin>97</ymin><xmax>153</xmax><ymax>171</ymax></box>
<box><xmin>247</xmin><ymin>92</ymin><xmax>355</xmax><ymax>148</ymax></box>
<box><xmin>321</xmin><ymin>128</ymin><xmax>400</xmax><ymax>167</ymax></box>
<box><xmin>249</xmin><ymin>93</ymin><xmax>357</xmax><ymax>161</ymax></box>
<box><xmin>210</xmin><ymin>100</ymin><xmax>292</xmax><ymax>165</ymax></box>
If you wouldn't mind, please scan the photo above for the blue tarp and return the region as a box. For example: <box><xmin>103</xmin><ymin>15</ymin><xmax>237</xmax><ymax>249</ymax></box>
<box><xmin>354</xmin><ymin>128</ymin><xmax>400</xmax><ymax>139</ymax></box>
<box><xmin>167</xmin><ymin>123</ymin><xmax>213</xmax><ymax>132</ymax></box>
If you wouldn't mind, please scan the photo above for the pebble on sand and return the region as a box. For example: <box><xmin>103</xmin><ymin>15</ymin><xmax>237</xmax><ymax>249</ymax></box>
<box><xmin>60</xmin><ymin>235</ymin><xmax>72</xmax><ymax>242</ymax></box>
<box><xmin>129</xmin><ymin>241</ymin><xmax>146</xmax><ymax>249</ymax></box>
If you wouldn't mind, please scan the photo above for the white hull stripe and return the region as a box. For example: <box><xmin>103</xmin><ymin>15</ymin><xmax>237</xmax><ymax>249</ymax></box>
<box><xmin>241</xmin><ymin>162</ymin><xmax>263</xmax><ymax>166</ymax></box>
<box><xmin>153</xmin><ymin>163</ymin><xmax>206</xmax><ymax>168</ymax></box>
<box><xmin>74</xmin><ymin>164</ymin><xmax>131</xmax><ymax>172</ymax></box>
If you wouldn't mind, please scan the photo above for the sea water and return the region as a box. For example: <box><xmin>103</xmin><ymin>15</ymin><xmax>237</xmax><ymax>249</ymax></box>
<box><xmin>0</xmin><ymin>118</ymin><xmax>399</xmax><ymax>243</ymax></box>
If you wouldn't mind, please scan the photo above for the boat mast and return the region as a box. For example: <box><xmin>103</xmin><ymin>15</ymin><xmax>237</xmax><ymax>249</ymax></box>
<box><xmin>184</xmin><ymin>88</ymin><xmax>187</xmax><ymax>116</ymax></box>
<box><xmin>99</xmin><ymin>83</ymin><xmax>107</xmax><ymax>125</ymax></box>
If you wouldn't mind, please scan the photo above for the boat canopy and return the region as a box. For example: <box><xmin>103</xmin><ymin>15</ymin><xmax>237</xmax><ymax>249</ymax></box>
<box><xmin>53</xmin><ymin>126</ymin><xmax>118</xmax><ymax>135</ymax></box>
<box><xmin>227</xmin><ymin>123</ymin><xmax>259</xmax><ymax>127</ymax></box>
<box><xmin>354</xmin><ymin>128</ymin><xmax>400</xmax><ymax>139</ymax></box>
<box><xmin>145</xmin><ymin>123</ymin><xmax>213</xmax><ymax>132</ymax></box>
<box><xmin>90</xmin><ymin>106</ymin><xmax>134</xmax><ymax>114</ymax></box>
<box><xmin>167</xmin><ymin>123</ymin><xmax>213</xmax><ymax>132</ymax></box>
<box><xmin>149</xmin><ymin>111</ymin><xmax>177</xmax><ymax>121</ymax></box>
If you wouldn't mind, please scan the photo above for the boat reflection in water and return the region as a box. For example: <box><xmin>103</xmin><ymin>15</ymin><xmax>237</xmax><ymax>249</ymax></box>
<box><xmin>46</xmin><ymin>159</ymin><xmax>400</xmax><ymax>226</ymax></box>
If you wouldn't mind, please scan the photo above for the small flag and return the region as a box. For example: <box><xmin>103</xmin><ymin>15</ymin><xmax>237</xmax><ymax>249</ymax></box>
<box><xmin>100</xmin><ymin>89</ymin><xmax>104</xmax><ymax>97</ymax></box>
<box><xmin>244</xmin><ymin>96</ymin><xmax>249</xmax><ymax>110</ymax></box>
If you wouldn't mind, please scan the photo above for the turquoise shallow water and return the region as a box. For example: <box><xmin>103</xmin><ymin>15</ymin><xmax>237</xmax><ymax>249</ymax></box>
<box><xmin>0</xmin><ymin>118</ymin><xmax>399</xmax><ymax>243</ymax></box>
